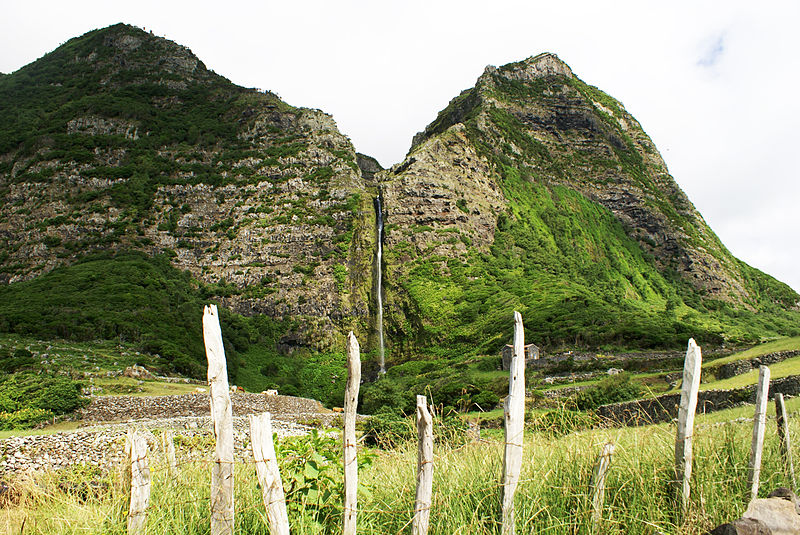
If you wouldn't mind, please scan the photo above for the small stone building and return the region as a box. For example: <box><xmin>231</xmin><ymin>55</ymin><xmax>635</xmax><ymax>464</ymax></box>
<box><xmin>501</xmin><ymin>343</ymin><xmax>540</xmax><ymax>370</ymax></box>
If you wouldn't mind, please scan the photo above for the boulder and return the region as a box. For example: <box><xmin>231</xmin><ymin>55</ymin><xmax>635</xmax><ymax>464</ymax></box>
<box><xmin>707</xmin><ymin>488</ymin><xmax>800</xmax><ymax>535</ymax></box>
<box><xmin>122</xmin><ymin>365</ymin><xmax>154</xmax><ymax>380</ymax></box>
<box><xmin>708</xmin><ymin>518</ymin><xmax>772</xmax><ymax>535</ymax></box>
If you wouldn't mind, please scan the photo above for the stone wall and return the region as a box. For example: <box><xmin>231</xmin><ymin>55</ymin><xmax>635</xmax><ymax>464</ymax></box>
<box><xmin>79</xmin><ymin>392</ymin><xmax>328</xmax><ymax>423</ymax></box>
<box><xmin>597</xmin><ymin>374</ymin><xmax>800</xmax><ymax>426</ymax></box>
<box><xmin>1</xmin><ymin>392</ymin><xmax>337</xmax><ymax>475</ymax></box>
<box><xmin>0</xmin><ymin>415</ymin><xmax>314</xmax><ymax>475</ymax></box>
<box><xmin>710</xmin><ymin>351</ymin><xmax>800</xmax><ymax>380</ymax></box>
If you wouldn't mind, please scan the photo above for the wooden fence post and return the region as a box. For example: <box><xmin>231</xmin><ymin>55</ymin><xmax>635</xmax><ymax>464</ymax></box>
<box><xmin>250</xmin><ymin>412</ymin><xmax>290</xmax><ymax>535</ymax></box>
<box><xmin>501</xmin><ymin>311</ymin><xmax>525</xmax><ymax>535</ymax></box>
<box><xmin>775</xmin><ymin>393</ymin><xmax>797</xmax><ymax>489</ymax></box>
<box><xmin>125</xmin><ymin>429</ymin><xmax>150</xmax><ymax>535</ymax></box>
<box><xmin>343</xmin><ymin>332</ymin><xmax>361</xmax><ymax>535</ymax></box>
<box><xmin>748</xmin><ymin>365</ymin><xmax>771</xmax><ymax>501</ymax></box>
<box><xmin>590</xmin><ymin>442</ymin><xmax>615</xmax><ymax>531</ymax></box>
<box><xmin>203</xmin><ymin>304</ymin><xmax>235</xmax><ymax>535</ymax></box>
<box><xmin>412</xmin><ymin>395</ymin><xmax>434</xmax><ymax>535</ymax></box>
<box><xmin>675</xmin><ymin>338</ymin><xmax>702</xmax><ymax>516</ymax></box>
<box><xmin>162</xmin><ymin>429</ymin><xmax>177</xmax><ymax>477</ymax></box>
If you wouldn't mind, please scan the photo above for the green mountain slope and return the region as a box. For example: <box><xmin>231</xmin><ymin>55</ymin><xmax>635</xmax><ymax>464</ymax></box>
<box><xmin>379</xmin><ymin>53</ymin><xmax>799</xmax><ymax>359</ymax></box>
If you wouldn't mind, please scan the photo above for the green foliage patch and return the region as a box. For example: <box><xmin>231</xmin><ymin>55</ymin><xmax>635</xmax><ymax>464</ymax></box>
<box><xmin>573</xmin><ymin>372</ymin><xmax>644</xmax><ymax>411</ymax></box>
<box><xmin>0</xmin><ymin>372</ymin><xmax>85</xmax><ymax>429</ymax></box>
<box><xmin>0</xmin><ymin>251</ymin><xmax>286</xmax><ymax>381</ymax></box>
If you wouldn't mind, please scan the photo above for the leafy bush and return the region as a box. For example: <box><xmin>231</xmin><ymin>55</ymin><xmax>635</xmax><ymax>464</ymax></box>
<box><xmin>0</xmin><ymin>407</ymin><xmax>54</xmax><ymax>430</ymax></box>
<box><xmin>34</xmin><ymin>379</ymin><xmax>83</xmax><ymax>414</ymax></box>
<box><xmin>471</xmin><ymin>390</ymin><xmax>500</xmax><ymax>410</ymax></box>
<box><xmin>362</xmin><ymin>408</ymin><xmax>414</xmax><ymax>448</ymax></box>
<box><xmin>0</xmin><ymin>373</ymin><xmax>86</xmax><ymax>419</ymax></box>
<box><xmin>275</xmin><ymin>430</ymin><xmax>373</xmax><ymax>531</ymax></box>
<box><xmin>474</xmin><ymin>356</ymin><xmax>501</xmax><ymax>372</ymax></box>
<box><xmin>574</xmin><ymin>372</ymin><xmax>644</xmax><ymax>411</ymax></box>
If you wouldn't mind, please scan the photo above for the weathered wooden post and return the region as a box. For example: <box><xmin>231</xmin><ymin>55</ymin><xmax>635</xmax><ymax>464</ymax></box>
<box><xmin>125</xmin><ymin>429</ymin><xmax>151</xmax><ymax>535</ymax></box>
<box><xmin>412</xmin><ymin>394</ymin><xmax>434</xmax><ymax>535</ymax></box>
<box><xmin>203</xmin><ymin>304</ymin><xmax>234</xmax><ymax>535</ymax></box>
<box><xmin>250</xmin><ymin>412</ymin><xmax>290</xmax><ymax>535</ymax></box>
<box><xmin>343</xmin><ymin>332</ymin><xmax>361</xmax><ymax>535</ymax></box>
<box><xmin>501</xmin><ymin>311</ymin><xmax>525</xmax><ymax>535</ymax></box>
<box><xmin>162</xmin><ymin>429</ymin><xmax>177</xmax><ymax>477</ymax></box>
<box><xmin>748</xmin><ymin>365</ymin><xmax>771</xmax><ymax>501</ymax></box>
<box><xmin>590</xmin><ymin>442</ymin><xmax>615</xmax><ymax>531</ymax></box>
<box><xmin>775</xmin><ymin>393</ymin><xmax>797</xmax><ymax>489</ymax></box>
<box><xmin>675</xmin><ymin>338</ymin><xmax>702</xmax><ymax>516</ymax></box>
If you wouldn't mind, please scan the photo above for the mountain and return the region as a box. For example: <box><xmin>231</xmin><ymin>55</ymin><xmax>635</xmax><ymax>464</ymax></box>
<box><xmin>0</xmin><ymin>23</ymin><xmax>377</xmax><ymax>360</ymax></box>
<box><xmin>377</xmin><ymin>53</ymin><xmax>799</xmax><ymax>357</ymax></box>
<box><xmin>0</xmin><ymin>26</ymin><xmax>797</xmax><ymax>391</ymax></box>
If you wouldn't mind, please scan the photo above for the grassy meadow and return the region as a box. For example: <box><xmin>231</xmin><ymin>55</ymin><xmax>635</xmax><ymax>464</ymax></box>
<box><xmin>2</xmin><ymin>398</ymin><xmax>800</xmax><ymax>535</ymax></box>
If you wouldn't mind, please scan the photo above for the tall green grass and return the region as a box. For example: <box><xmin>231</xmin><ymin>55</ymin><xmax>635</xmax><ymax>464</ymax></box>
<box><xmin>1</xmin><ymin>411</ymin><xmax>797</xmax><ymax>534</ymax></box>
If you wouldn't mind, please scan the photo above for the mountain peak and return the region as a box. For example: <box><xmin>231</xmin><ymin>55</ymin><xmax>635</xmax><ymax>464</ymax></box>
<box><xmin>14</xmin><ymin>23</ymin><xmax>212</xmax><ymax>88</ymax></box>
<box><xmin>484</xmin><ymin>52</ymin><xmax>574</xmax><ymax>83</ymax></box>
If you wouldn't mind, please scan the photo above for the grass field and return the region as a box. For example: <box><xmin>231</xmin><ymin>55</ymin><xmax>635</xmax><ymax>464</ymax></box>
<box><xmin>702</xmin><ymin>357</ymin><xmax>800</xmax><ymax>391</ymax></box>
<box><xmin>705</xmin><ymin>336</ymin><xmax>800</xmax><ymax>368</ymax></box>
<box><xmin>2</xmin><ymin>397</ymin><xmax>799</xmax><ymax>534</ymax></box>
<box><xmin>4</xmin><ymin>337</ymin><xmax>800</xmax><ymax>533</ymax></box>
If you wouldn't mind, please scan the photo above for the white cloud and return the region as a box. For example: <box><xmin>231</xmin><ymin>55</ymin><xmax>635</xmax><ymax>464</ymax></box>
<box><xmin>697</xmin><ymin>34</ymin><xmax>726</xmax><ymax>68</ymax></box>
<box><xmin>1</xmin><ymin>0</ymin><xmax>798</xmax><ymax>293</ymax></box>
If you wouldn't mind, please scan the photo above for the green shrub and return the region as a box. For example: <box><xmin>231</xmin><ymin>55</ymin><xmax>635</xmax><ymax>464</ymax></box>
<box><xmin>362</xmin><ymin>408</ymin><xmax>414</xmax><ymax>448</ymax></box>
<box><xmin>0</xmin><ymin>407</ymin><xmax>54</xmax><ymax>430</ymax></box>
<box><xmin>470</xmin><ymin>390</ymin><xmax>500</xmax><ymax>410</ymax></box>
<box><xmin>0</xmin><ymin>373</ymin><xmax>86</xmax><ymax>421</ymax></box>
<box><xmin>274</xmin><ymin>429</ymin><xmax>375</xmax><ymax>532</ymax></box>
<box><xmin>35</xmin><ymin>377</ymin><xmax>85</xmax><ymax>414</ymax></box>
<box><xmin>574</xmin><ymin>372</ymin><xmax>644</xmax><ymax>411</ymax></box>
<box><xmin>474</xmin><ymin>356</ymin><xmax>501</xmax><ymax>372</ymax></box>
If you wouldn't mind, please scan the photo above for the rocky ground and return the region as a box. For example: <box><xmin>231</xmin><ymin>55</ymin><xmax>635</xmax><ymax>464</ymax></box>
<box><xmin>0</xmin><ymin>392</ymin><xmax>340</xmax><ymax>475</ymax></box>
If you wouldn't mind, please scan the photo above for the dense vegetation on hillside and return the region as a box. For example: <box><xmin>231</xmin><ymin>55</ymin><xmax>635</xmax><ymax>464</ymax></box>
<box><xmin>0</xmin><ymin>252</ymin><xmax>352</xmax><ymax>407</ymax></box>
<box><xmin>0</xmin><ymin>22</ymin><xmax>302</xmax><ymax>219</ymax></box>
<box><xmin>0</xmin><ymin>252</ymin><xmax>262</xmax><ymax>376</ymax></box>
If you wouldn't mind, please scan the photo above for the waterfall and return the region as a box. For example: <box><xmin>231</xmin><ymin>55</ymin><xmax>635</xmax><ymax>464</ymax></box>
<box><xmin>374</xmin><ymin>196</ymin><xmax>386</xmax><ymax>374</ymax></box>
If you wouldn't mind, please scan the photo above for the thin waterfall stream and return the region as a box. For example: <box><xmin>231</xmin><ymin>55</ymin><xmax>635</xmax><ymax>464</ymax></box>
<box><xmin>374</xmin><ymin>196</ymin><xmax>386</xmax><ymax>374</ymax></box>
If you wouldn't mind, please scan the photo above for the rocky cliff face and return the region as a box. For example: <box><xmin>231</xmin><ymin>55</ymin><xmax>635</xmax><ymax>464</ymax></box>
<box><xmin>401</xmin><ymin>53</ymin><xmax>747</xmax><ymax>301</ymax></box>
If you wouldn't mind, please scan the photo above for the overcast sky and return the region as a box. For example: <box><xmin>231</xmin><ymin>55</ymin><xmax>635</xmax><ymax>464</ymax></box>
<box><xmin>2</xmin><ymin>0</ymin><xmax>798</xmax><ymax>294</ymax></box>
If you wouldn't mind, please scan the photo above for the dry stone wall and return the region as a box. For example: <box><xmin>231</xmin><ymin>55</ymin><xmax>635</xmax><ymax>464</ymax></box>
<box><xmin>597</xmin><ymin>374</ymin><xmax>800</xmax><ymax>426</ymax></box>
<box><xmin>79</xmin><ymin>392</ymin><xmax>329</xmax><ymax>422</ymax></box>
<box><xmin>711</xmin><ymin>351</ymin><xmax>800</xmax><ymax>380</ymax></box>
<box><xmin>0</xmin><ymin>416</ymin><xmax>314</xmax><ymax>475</ymax></box>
